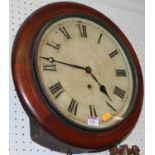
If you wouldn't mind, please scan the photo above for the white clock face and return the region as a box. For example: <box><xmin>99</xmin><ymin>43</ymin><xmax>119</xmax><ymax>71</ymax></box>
<box><xmin>35</xmin><ymin>17</ymin><xmax>134</xmax><ymax>129</ymax></box>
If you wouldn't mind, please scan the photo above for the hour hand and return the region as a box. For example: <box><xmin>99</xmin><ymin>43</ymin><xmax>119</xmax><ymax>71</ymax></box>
<box><xmin>100</xmin><ymin>85</ymin><xmax>112</xmax><ymax>101</ymax></box>
<box><xmin>89</xmin><ymin>71</ymin><xmax>112</xmax><ymax>101</ymax></box>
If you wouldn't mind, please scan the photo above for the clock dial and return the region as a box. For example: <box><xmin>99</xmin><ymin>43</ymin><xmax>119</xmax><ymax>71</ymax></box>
<box><xmin>35</xmin><ymin>17</ymin><xmax>134</xmax><ymax>129</ymax></box>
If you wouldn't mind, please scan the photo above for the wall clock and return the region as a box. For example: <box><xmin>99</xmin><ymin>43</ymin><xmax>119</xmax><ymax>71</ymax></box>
<box><xmin>12</xmin><ymin>2</ymin><xmax>143</xmax><ymax>154</ymax></box>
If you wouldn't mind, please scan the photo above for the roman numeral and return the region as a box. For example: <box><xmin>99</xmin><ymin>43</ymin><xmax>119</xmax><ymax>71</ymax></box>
<box><xmin>115</xmin><ymin>69</ymin><xmax>126</xmax><ymax>76</ymax></box>
<box><xmin>109</xmin><ymin>50</ymin><xmax>118</xmax><ymax>58</ymax></box>
<box><xmin>49</xmin><ymin>82</ymin><xmax>64</xmax><ymax>99</ymax></box>
<box><xmin>106</xmin><ymin>101</ymin><xmax>117</xmax><ymax>112</ymax></box>
<box><xmin>113</xmin><ymin>86</ymin><xmax>125</xmax><ymax>99</ymax></box>
<box><xmin>43</xmin><ymin>64</ymin><xmax>56</xmax><ymax>71</ymax></box>
<box><xmin>46</xmin><ymin>42</ymin><xmax>61</xmax><ymax>51</ymax></box>
<box><xmin>97</xmin><ymin>33</ymin><xmax>103</xmax><ymax>44</ymax></box>
<box><xmin>78</xmin><ymin>24</ymin><xmax>87</xmax><ymax>38</ymax></box>
<box><xmin>89</xmin><ymin>105</ymin><xmax>97</xmax><ymax>117</ymax></box>
<box><xmin>59</xmin><ymin>26</ymin><xmax>71</xmax><ymax>39</ymax></box>
<box><xmin>68</xmin><ymin>99</ymin><xmax>78</xmax><ymax>115</ymax></box>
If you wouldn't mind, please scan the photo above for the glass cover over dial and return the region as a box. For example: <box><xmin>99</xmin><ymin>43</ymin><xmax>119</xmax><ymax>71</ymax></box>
<box><xmin>34</xmin><ymin>17</ymin><xmax>134</xmax><ymax>129</ymax></box>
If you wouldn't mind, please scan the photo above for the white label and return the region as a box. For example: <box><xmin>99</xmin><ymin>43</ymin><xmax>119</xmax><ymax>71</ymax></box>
<box><xmin>87</xmin><ymin>117</ymin><xmax>99</xmax><ymax>126</ymax></box>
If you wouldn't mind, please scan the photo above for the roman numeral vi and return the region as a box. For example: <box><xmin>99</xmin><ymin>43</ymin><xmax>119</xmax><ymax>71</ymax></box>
<box><xmin>89</xmin><ymin>105</ymin><xmax>97</xmax><ymax>117</ymax></box>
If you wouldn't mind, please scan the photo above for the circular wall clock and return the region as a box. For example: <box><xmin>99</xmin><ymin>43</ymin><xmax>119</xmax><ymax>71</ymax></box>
<box><xmin>12</xmin><ymin>2</ymin><xmax>143</xmax><ymax>154</ymax></box>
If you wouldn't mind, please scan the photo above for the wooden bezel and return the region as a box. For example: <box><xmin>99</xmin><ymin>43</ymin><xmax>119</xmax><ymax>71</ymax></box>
<box><xmin>12</xmin><ymin>2</ymin><xmax>143</xmax><ymax>153</ymax></box>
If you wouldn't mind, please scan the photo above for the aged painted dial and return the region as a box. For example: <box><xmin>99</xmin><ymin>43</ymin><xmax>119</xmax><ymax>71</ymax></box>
<box><xmin>35</xmin><ymin>17</ymin><xmax>133</xmax><ymax>129</ymax></box>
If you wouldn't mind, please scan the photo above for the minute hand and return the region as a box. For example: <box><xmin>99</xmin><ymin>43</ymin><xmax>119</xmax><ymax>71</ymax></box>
<box><xmin>55</xmin><ymin>59</ymin><xmax>86</xmax><ymax>70</ymax></box>
<box><xmin>40</xmin><ymin>56</ymin><xmax>112</xmax><ymax>101</ymax></box>
<box><xmin>40</xmin><ymin>56</ymin><xmax>86</xmax><ymax>70</ymax></box>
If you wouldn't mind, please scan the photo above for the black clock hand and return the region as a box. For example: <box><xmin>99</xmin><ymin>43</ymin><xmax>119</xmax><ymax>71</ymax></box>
<box><xmin>40</xmin><ymin>56</ymin><xmax>112</xmax><ymax>101</ymax></box>
<box><xmin>84</xmin><ymin>67</ymin><xmax>112</xmax><ymax>101</ymax></box>
<box><xmin>90</xmin><ymin>72</ymin><xmax>112</xmax><ymax>101</ymax></box>
<box><xmin>100</xmin><ymin>85</ymin><xmax>112</xmax><ymax>101</ymax></box>
<box><xmin>40</xmin><ymin>56</ymin><xmax>86</xmax><ymax>70</ymax></box>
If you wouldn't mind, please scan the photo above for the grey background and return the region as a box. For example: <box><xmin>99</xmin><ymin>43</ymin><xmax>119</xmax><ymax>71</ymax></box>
<box><xmin>9</xmin><ymin>0</ymin><xmax>145</xmax><ymax>154</ymax></box>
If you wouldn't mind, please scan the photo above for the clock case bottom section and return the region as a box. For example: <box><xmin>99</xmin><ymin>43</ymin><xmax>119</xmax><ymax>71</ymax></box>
<box><xmin>30</xmin><ymin>119</ymin><xmax>103</xmax><ymax>154</ymax></box>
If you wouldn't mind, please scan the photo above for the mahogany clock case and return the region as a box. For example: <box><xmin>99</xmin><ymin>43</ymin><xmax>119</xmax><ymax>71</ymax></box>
<box><xmin>32</xmin><ymin>14</ymin><xmax>138</xmax><ymax>132</ymax></box>
<box><xmin>12</xmin><ymin>2</ymin><xmax>144</xmax><ymax>153</ymax></box>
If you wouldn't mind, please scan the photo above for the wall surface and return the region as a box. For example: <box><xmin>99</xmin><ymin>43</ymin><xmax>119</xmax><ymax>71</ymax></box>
<box><xmin>9</xmin><ymin>0</ymin><xmax>145</xmax><ymax>155</ymax></box>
